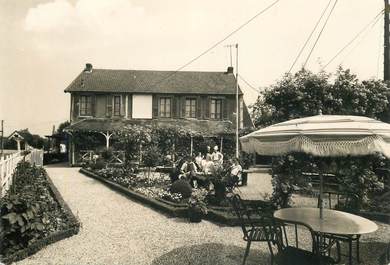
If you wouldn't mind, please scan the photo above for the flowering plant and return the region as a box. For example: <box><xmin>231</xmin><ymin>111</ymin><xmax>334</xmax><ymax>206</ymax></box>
<box><xmin>188</xmin><ymin>188</ymin><xmax>208</xmax><ymax>215</ymax></box>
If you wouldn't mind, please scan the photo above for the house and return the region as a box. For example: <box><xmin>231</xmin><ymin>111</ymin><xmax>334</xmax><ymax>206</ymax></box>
<box><xmin>64</xmin><ymin>64</ymin><xmax>253</xmax><ymax>165</ymax></box>
<box><xmin>7</xmin><ymin>129</ymin><xmax>33</xmax><ymax>151</ymax></box>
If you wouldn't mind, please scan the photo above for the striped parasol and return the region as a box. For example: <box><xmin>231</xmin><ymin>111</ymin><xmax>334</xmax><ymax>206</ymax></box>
<box><xmin>240</xmin><ymin>114</ymin><xmax>390</xmax><ymax>218</ymax></box>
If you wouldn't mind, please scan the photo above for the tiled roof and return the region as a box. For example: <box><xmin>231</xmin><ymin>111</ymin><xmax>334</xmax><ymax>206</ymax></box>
<box><xmin>64</xmin><ymin>69</ymin><xmax>242</xmax><ymax>95</ymax></box>
<box><xmin>65</xmin><ymin>118</ymin><xmax>234</xmax><ymax>136</ymax></box>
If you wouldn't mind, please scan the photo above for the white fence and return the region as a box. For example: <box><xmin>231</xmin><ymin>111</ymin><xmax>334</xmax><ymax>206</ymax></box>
<box><xmin>0</xmin><ymin>149</ymin><xmax>44</xmax><ymax>198</ymax></box>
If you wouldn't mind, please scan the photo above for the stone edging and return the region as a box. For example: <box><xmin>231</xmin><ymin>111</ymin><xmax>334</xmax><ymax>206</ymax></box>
<box><xmin>79</xmin><ymin>168</ymin><xmax>242</xmax><ymax>226</ymax></box>
<box><xmin>80</xmin><ymin>168</ymin><xmax>390</xmax><ymax>225</ymax></box>
<box><xmin>1</xmin><ymin>171</ymin><xmax>81</xmax><ymax>265</ymax></box>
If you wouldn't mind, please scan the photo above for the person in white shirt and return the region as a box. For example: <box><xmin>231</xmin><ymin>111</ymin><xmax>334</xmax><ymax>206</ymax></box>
<box><xmin>195</xmin><ymin>152</ymin><xmax>203</xmax><ymax>170</ymax></box>
<box><xmin>211</xmin><ymin>145</ymin><xmax>223</xmax><ymax>167</ymax></box>
<box><xmin>206</xmin><ymin>146</ymin><xmax>212</xmax><ymax>161</ymax></box>
<box><xmin>230</xmin><ymin>158</ymin><xmax>242</xmax><ymax>185</ymax></box>
<box><xmin>203</xmin><ymin>155</ymin><xmax>215</xmax><ymax>176</ymax></box>
<box><xmin>180</xmin><ymin>156</ymin><xmax>199</xmax><ymax>187</ymax></box>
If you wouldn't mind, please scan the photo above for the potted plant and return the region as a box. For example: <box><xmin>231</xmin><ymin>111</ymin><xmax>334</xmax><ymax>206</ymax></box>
<box><xmin>187</xmin><ymin>189</ymin><xmax>208</xmax><ymax>222</ymax></box>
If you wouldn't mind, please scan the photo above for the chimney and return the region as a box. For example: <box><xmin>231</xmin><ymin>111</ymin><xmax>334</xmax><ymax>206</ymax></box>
<box><xmin>84</xmin><ymin>63</ymin><xmax>93</xmax><ymax>73</ymax></box>
<box><xmin>226</xmin><ymin>66</ymin><xmax>234</xmax><ymax>74</ymax></box>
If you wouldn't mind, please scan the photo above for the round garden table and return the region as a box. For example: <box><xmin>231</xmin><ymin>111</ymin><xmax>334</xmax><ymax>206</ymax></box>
<box><xmin>274</xmin><ymin>207</ymin><xmax>378</xmax><ymax>264</ymax></box>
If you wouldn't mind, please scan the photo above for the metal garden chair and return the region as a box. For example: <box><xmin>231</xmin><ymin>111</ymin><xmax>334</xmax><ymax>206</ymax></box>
<box><xmin>266</xmin><ymin>219</ymin><xmax>340</xmax><ymax>265</ymax></box>
<box><xmin>229</xmin><ymin>194</ymin><xmax>273</xmax><ymax>265</ymax></box>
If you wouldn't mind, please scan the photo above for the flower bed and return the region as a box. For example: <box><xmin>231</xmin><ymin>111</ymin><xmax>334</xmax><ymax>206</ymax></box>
<box><xmin>0</xmin><ymin>161</ymin><xmax>80</xmax><ymax>264</ymax></box>
<box><xmin>93</xmin><ymin>167</ymin><xmax>184</xmax><ymax>203</ymax></box>
<box><xmin>81</xmin><ymin>166</ymin><xmax>275</xmax><ymax>225</ymax></box>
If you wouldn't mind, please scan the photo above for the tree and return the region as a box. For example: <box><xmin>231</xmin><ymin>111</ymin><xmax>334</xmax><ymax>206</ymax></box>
<box><xmin>4</xmin><ymin>129</ymin><xmax>48</xmax><ymax>150</ymax></box>
<box><xmin>251</xmin><ymin>67</ymin><xmax>389</xmax><ymax>210</ymax></box>
<box><xmin>252</xmin><ymin>67</ymin><xmax>390</xmax><ymax>127</ymax></box>
<box><xmin>56</xmin><ymin>121</ymin><xmax>70</xmax><ymax>134</ymax></box>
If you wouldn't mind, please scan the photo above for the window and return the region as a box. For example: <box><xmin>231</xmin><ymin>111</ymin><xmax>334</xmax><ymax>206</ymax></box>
<box><xmin>210</xmin><ymin>98</ymin><xmax>222</xmax><ymax>119</ymax></box>
<box><xmin>185</xmin><ymin>98</ymin><xmax>197</xmax><ymax>118</ymax></box>
<box><xmin>113</xmin><ymin>95</ymin><xmax>121</xmax><ymax>116</ymax></box>
<box><xmin>159</xmin><ymin>97</ymin><xmax>171</xmax><ymax>118</ymax></box>
<box><xmin>79</xmin><ymin>95</ymin><xmax>92</xmax><ymax>116</ymax></box>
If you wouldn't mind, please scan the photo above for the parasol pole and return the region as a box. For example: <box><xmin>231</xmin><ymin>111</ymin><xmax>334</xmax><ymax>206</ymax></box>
<box><xmin>318</xmin><ymin>160</ymin><xmax>326</xmax><ymax>219</ymax></box>
<box><xmin>319</xmin><ymin>171</ymin><xmax>324</xmax><ymax>219</ymax></box>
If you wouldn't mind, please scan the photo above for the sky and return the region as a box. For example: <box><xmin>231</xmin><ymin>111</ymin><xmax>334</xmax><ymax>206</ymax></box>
<box><xmin>0</xmin><ymin>0</ymin><xmax>384</xmax><ymax>136</ymax></box>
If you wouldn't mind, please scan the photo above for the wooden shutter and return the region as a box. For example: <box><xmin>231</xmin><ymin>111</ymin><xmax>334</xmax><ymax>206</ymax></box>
<box><xmin>172</xmin><ymin>96</ymin><xmax>177</xmax><ymax>118</ymax></box>
<box><xmin>91</xmin><ymin>95</ymin><xmax>96</xmax><ymax>117</ymax></box>
<box><xmin>73</xmin><ymin>94</ymin><xmax>79</xmax><ymax>120</ymax></box>
<box><xmin>196</xmin><ymin>96</ymin><xmax>201</xmax><ymax>119</ymax></box>
<box><xmin>106</xmin><ymin>95</ymin><xmax>112</xmax><ymax>117</ymax></box>
<box><xmin>128</xmin><ymin>95</ymin><xmax>132</xmax><ymax>119</ymax></box>
<box><xmin>180</xmin><ymin>96</ymin><xmax>186</xmax><ymax>118</ymax></box>
<box><xmin>152</xmin><ymin>95</ymin><xmax>159</xmax><ymax>118</ymax></box>
<box><xmin>222</xmin><ymin>98</ymin><xmax>228</xmax><ymax>120</ymax></box>
<box><xmin>120</xmin><ymin>95</ymin><xmax>125</xmax><ymax>116</ymax></box>
<box><xmin>204</xmin><ymin>96</ymin><xmax>210</xmax><ymax>119</ymax></box>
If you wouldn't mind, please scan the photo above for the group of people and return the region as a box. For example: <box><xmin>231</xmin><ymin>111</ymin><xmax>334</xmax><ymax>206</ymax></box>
<box><xmin>179</xmin><ymin>145</ymin><xmax>242</xmax><ymax>189</ymax></box>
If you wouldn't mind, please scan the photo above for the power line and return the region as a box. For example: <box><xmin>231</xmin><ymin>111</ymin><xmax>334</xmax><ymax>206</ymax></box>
<box><xmin>303</xmin><ymin>0</ymin><xmax>339</xmax><ymax>68</ymax></box>
<box><xmin>148</xmin><ymin>0</ymin><xmax>281</xmax><ymax>88</ymax></box>
<box><xmin>322</xmin><ymin>9</ymin><xmax>384</xmax><ymax>70</ymax></box>
<box><xmin>338</xmin><ymin>13</ymin><xmax>382</xmax><ymax>66</ymax></box>
<box><xmin>288</xmin><ymin>0</ymin><xmax>333</xmax><ymax>73</ymax></box>
<box><xmin>238</xmin><ymin>74</ymin><xmax>261</xmax><ymax>93</ymax></box>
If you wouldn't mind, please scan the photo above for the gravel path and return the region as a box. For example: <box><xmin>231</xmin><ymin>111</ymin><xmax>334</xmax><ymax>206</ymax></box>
<box><xmin>13</xmin><ymin>164</ymin><xmax>390</xmax><ymax>265</ymax></box>
<box><xmin>13</xmin><ymin>165</ymin><xmax>271</xmax><ymax>265</ymax></box>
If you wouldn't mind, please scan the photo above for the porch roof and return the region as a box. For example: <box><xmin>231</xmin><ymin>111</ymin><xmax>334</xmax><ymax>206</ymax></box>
<box><xmin>65</xmin><ymin>118</ymin><xmax>234</xmax><ymax>137</ymax></box>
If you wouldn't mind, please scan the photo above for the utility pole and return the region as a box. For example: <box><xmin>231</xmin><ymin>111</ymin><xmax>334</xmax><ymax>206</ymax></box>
<box><xmin>225</xmin><ymin>44</ymin><xmax>240</xmax><ymax>158</ymax></box>
<box><xmin>0</xmin><ymin>120</ymin><xmax>4</xmax><ymax>157</ymax></box>
<box><xmin>384</xmin><ymin>0</ymin><xmax>390</xmax><ymax>81</ymax></box>
<box><xmin>235</xmin><ymin>44</ymin><xmax>239</xmax><ymax>159</ymax></box>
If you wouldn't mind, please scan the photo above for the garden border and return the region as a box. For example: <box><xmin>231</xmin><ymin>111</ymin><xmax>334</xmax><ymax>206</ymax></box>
<box><xmin>79</xmin><ymin>168</ymin><xmax>244</xmax><ymax>226</ymax></box>
<box><xmin>80</xmin><ymin>168</ymin><xmax>390</xmax><ymax>225</ymax></box>
<box><xmin>1</xmin><ymin>170</ymin><xmax>81</xmax><ymax>265</ymax></box>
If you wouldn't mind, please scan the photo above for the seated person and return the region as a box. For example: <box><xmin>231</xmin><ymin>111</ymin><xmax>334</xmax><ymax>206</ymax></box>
<box><xmin>205</xmin><ymin>146</ymin><xmax>212</xmax><ymax>161</ymax></box>
<box><xmin>202</xmin><ymin>155</ymin><xmax>215</xmax><ymax>176</ymax></box>
<box><xmin>179</xmin><ymin>156</ymin><xmax>199</xmax><ymax>187</ymax></box>
<box><xmin>230</xmin><ymin>158</ymin><xmax>243</xmax><ymax>186</ymax></box>
<box><xmin>195</xmin><ymin>152</ymin><xmax>203</xmax><ymax>170</ymax></box>
<box><xmin>211</xmin><ymin>145</ymin><xmax>223</xmax><ymax>168</ymax></box>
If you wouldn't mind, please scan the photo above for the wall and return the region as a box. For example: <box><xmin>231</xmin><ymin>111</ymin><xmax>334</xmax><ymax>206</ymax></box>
<box><xmin>69</xmin><ymin>92</ymin><xmax>251</xmax><ymax>127</ymax></box>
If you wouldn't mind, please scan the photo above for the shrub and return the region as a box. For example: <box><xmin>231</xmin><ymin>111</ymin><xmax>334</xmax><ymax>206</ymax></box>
<box><xmin>170</xmin><ymin>179</ymin><xmax>192</xmax><ymax>199</ymax></box>
<box><xmin>91</xmin><ymin>159</ymin><xmax>106</xmax><ymax>170</ymax></box>
<box><xmin>1</xmin><ymin>162</ymin><xmax>69</xmax><ymax>256</ymax></box>
<box><xmin>1</xmin><ymin>194</ymin><xmax>46</xmax><ymax>255</ymax></box>
<box><xmin>270</xmin><ymin>153</ymin><xmax>386</xmax><ymax>210</ymax></box>
<box><xmin>143</xmin><ymin>145</ymin><xmax>162</xmax><ymax>168</ymax></box>
<box><xmin>100</xmin><ymin>148</ymin><xmax>114</xmax><ymax>161</ymax></box>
